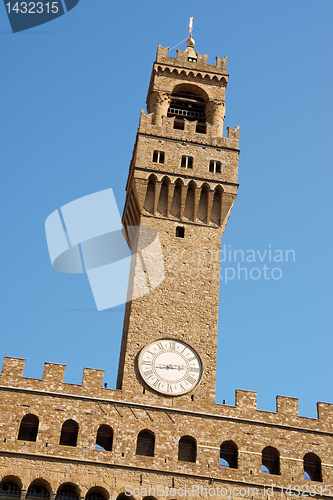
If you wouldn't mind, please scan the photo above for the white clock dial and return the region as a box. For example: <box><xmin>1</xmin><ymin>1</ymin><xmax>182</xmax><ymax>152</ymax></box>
<box><xmin>138</xmin><ymin>339</ymin><xmax>202</xmax><ymax>396</ymax></box>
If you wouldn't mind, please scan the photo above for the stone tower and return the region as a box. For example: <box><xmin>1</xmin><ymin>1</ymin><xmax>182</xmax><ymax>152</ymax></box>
<box><xmin>0</xmin><ymin>33</ymin><xmax>332</xmax><ymax>500</ymax></box>
<box><xmin>117</xmin><ymin>37</ymin><xmax>240</xmax><ymax>409</ymax></box>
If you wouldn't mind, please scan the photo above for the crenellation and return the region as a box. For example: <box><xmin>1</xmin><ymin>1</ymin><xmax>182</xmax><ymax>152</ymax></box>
<box><xmin>155</xmin><ymin>45</ymin><xmax>227</xmax><ymax>75</ymax></box>
<box><xmin>43</xmin><ymin>362</ymin><xmax>66</xmax><ymax>391</ymax></box>
<box><xmin>1</xmin><ymin>357</ymin><xmax>25</xmax><ymax>379</ymax></box>
<box><xmin>138</xmin><ymin>112</ymin><xmax>239</xmax><ymax>149</ymax></box>
<box><xmin>276</xmin><ymin>395</ymin><xmax>299</xmax><ymax>416</ymax></box>
<box><xmin>235</xmin><ymin>390</ymin><xmax>257</xmax><ymax>411</ymax></box>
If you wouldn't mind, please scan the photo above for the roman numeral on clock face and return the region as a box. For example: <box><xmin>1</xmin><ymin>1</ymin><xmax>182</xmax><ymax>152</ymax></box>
<box><xmin>186</xmin><ymin>375</ymin><xmax>196</xmax><ymax>385</ymax></box>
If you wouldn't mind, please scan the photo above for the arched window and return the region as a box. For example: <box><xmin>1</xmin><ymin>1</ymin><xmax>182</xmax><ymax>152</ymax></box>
<box><xmin>59</xmin><ymin>420</ymin><xmax>78</xmax><ymax>447</ymax></box>
<box><xmin>0</xmin><ymin>481</ymin><xmax>21</xmax><ymax>498</ymax></box>
<box><xmin>304</xmin><ymin>453</ymin><xmax>322</xmax><ymax>482</ymax></box>
<box><xmin>167</xmin><ymin>90</ymin><xmax>206</xmax><ymax>133</ymax></box>
<box><xmin>26</xmin><ymin>483</ymin><xmax>50</xmax><ymax>499</ymax></box>
<box><xmin>17</xmin><ymin>414</ymin><xmax>39</xmax><ymax>442</ymax></box>
<box><xmin>95</xmin><ymin>424</ymin><xmax>113</xmax><ymax>451</ymax></box>
<box><xmin>56</xmin><ymin>485</ymin><xmax>79</xmax><ymax>500</ymax></box>
<box><xmin>136</xmin><ymin>430</ymin><xmax>155</xmax><ymax>457</ymax></box>
<box><xmin>86</xmin><ymin>488</ymin><xmax>108</xmax><ymax>500</ymax></box>
<box><xmin>262</xmin><ymin>446</ymin><xmax>280</xmax><ymax>475</ymax></box>
<box><xmin>220</xmin><ymin>441</ymin><xmax>238</xmax><ymax>468</ymax></box>
<box><xmin>178</xmin><ymin>435</ymin><xmax>196</xmax><ymax>463</ymax></box>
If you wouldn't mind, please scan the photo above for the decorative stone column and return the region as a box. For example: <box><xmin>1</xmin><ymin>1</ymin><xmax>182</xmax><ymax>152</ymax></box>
<box><xmin>148</xmin><ymin>91</ymin><xmax>170</xmax><ymax>126</ymax></box>
<box><xmin>205</xmin><ymin>100</ymin><xmax>225</xmax><ymax>136</ymax></box>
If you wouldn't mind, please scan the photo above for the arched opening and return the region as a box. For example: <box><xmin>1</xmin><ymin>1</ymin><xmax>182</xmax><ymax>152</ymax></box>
<box><xmin>56</xmin><ymin>485</ymin><xmax>79</xmax><ymax>500</ymax></box>
<box><xmin>59</xmin><ymin>420</ymin><xmax>78</xmax><ymax>447</ymax></box>
<box><xmin>220</xmin><ymin>441</ymin><xmax>238</xmax><ymax>468</ymax></box>
<box><xmin>157</xmin><ymin>182</ymin><xmax>168</xmax><ymax>216</ymax></box>
<box><xmin>184</xmin><ymin>183</ymin><xmax>195</xmax><ymax>221</ymax></box>
<box><xmin>304</xmin><ymin>453</ymin><xmax>322</xmax><ymax>482</ymax></box>
<box><xmin>178</xmin><ymin>435</ymin><xmax>196</xmax><ymax>463</ymax></box>
<box><xmin>167</xmin><ymin>90</ymin><xmax>206</xmax><ymax>133</ymax></box>
<box><xmin>86</xmin><ymin>487</ymin><xmax>109</xmax><ymax>500</ymax></box>
<box><xmin>136</xmin><ymin>430</ymin><xmax>155</xmax><ymax>457</ymax></box>
<box><xmin>0</xmin><ymin>480</ymin><xmax>21</xmax><ymax>498</ymax></box>
<box><xmin>171</xmin><ymin>181</ymin><xmax>182</xmax><ymax>218</ymax></box>
<box><xmin>26</xmin><ymin>482</ymin><xmax>50</xmax><ymax>500</ymax></box>
<box><xmin>17</xmin><ymin>414</ymin><xmax>39</xmax><ymax>442</ymax></box>
<box><xmin>144</xmin><ymin>180</ymin><xmax>155</xmax><ymax>213</ymax></box>
<box><xmin>198</xmin><ymin>186</ymin><xmax>208</xmax><ymax>223</ymax></box>
<box><xmin>211</xmin><ymin>189</ymin><xmax>222</xmax><ymax>225</ymax></box>
<box><xmin>95</xmin><ymin>424</ymin><xmax>113</xmax><ymax>451</ymax></box>
<box><xmin>262</xmin><ymin>446</ymin><xmax>280</xmax><ymax>475</ymax></box>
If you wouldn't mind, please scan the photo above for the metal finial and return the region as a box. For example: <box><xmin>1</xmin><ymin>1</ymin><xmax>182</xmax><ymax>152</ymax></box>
<box><xmin>189</xmin><ymin>17</ymin><xmax>194</xmax><ymax>37</ymax></box>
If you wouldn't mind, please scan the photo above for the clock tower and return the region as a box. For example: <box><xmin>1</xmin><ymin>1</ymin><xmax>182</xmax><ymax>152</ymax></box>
<box><xmin>117</xmin><ymin>35</ymin><xmax>240</xmax><ymax>409</ymax></box>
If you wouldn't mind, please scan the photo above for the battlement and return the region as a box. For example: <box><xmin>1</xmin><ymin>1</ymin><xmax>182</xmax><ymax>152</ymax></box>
<box><xmin>1</xmin><ymin>358</ymin><xmax>333</xmax><ymax>431</ymax></box>
<box><xmin>156</xmin><ymin>45</ymin><xmax>228</xmax><ymax>76</ymax></box>
<box><xmin>0</xmin><ymin>357</ymin><xmax>121</xmax><ymax>400</ymax></box>
<box><xmin>138</xmin><ymin>111</ymin><xmax>240</xmax><ymax>149</ymax></box>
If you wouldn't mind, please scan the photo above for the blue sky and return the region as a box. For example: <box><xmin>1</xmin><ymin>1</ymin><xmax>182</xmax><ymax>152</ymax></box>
<box><xmin>0</xmin><ymin>0</ymin><xmax>332</xmax><ymax>418</ymax></box>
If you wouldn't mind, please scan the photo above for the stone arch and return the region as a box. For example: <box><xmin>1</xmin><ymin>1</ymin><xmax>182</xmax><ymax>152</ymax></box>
<box><xmin>55</xmin><ymin>484</ymin><xmax>80</xmax><ymax>500</ymax></box>
<box><xmin>0</xmin><ymin>477</ymin><xmax>22</xmax><ymax>498</ymax></box>
<box><xmin>26</xmin><ymin>480</ymin><xmax>51</xmax><ymax>500</ymax></box>
<box><xmin>198</xmin><ymin>183</ymin><xmax>209</xmax><ymax>223</ymax></box>
<box><xmin>220</xmin><ymin>77</ymin><xmax>227</xmax><ymax>85</ymax></box>
<box><xmin>304</xmin><ymin>453</ymin><xmax>322</xmax><ymax>482</ymax></box>
<box><xmin>212</xmin><ymin>75</ymin><xmax>219</xmax><ymax>82</ymax></box>
<box><xmin>180</xmin><ymin>70</ymin><xmax>186</xmax><ymax>76</ymax></box>
<box><xmin>170</xmin><ymin>179</ymin><xmax>183</xmax><ymax>218</ymax></box>
<box><xmin>262</xmin><ymin>446</ymin><xmax>280</xmax><ymax>475</ymax></box>
<box><xmin>136</xmin><ymin>429</ymin><xmax>155</xmax><ymax>457</ymax></box>
<box><xmin>116</xmin><ymin>494</ymin><xmax>135</xmax><ymax>500</ymax></box>
<box><xmin>220</xmin><ymin>440</ymin><xmax>238</xmax><ymax>468</ymax></box>
<box><xmin>172</xmin><ymin>69</ymin><xmax>178</xmax><ymax>75</ymax></box>
<box><xmin>95</xmin><ymin>424</ymin><xmax>113</xmax><ymax>451</ymax></box>
<box><xmin>184</xmin><ymin>181</ymin><xmax>196</xmax><ymax>221</ymax></box>
<box><xmin>86</xmin><ymin>487</ymin><xmax>110</xmax><ymax>500</ymax></box>
<box><xmin>170</xmin><ymin>83</ymin><xmax>209</xmax><ymax>103</ymax></box>
<box><xmin>17</xmin><ymin>413</ymin><xmax>39</xmax><ymax>442</ymax></box>
<box><xmin>178</xmin><ymin>435</ymin><xmax>196</xmax><ymax>463</ymax></box>
<box><xmin>164</xmin><ymin>67</ymin><xmax>170</xmax><ymax>74</ymax></box>
<box><xmin>188</xmin><ymin>71</ymin><xmax>195</xmax><ymax>78</ymax></box>
<box><xmin>59</xmin><ymin>420</ymin><xmax>78</xmax><ymax>447</ymax></box>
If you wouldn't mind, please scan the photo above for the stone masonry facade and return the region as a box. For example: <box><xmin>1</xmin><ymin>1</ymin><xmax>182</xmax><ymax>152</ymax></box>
<box><xmin>0</xmin><ymin>43</ymin><xmax>332</xmax><ymax>500</ymax></box>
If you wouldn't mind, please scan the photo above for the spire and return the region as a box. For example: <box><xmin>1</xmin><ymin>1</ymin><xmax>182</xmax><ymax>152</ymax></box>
<box><xmin>186</xmin><ymin>16</ymin><xmax>197</xmax><ymax>62</ymax></box>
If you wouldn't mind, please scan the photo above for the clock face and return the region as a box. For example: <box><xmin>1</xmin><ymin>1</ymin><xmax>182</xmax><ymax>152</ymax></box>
<box><xmin>138</xmin><ymin>339</ymin><xmax>202</xmax><ymax>396</ymax></box>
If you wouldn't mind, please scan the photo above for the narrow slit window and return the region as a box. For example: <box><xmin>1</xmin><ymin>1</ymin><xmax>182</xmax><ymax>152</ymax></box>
<box><xmin>153</xmin><ymin>151</ymin><xmax>165</xmax><ymax>164</ymax></box>
<box><xmin>181</xmin><ymin>156</ymin><xmax>193</xmax><ymax>169</ymax></box>
<box><xmin>176</xmin><ymin>226</ymin><xmax>185</xmax><ymax>238</ymax></box>
<box><xmin>209</xmin><ymin>160</ymin><xmax>221</xmax><ymax>173</ymax></box>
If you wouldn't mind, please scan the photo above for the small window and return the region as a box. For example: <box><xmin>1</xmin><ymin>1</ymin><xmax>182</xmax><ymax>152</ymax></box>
<box><xmin>220</xmin><ymin>441</ymin><xmax>238</xmax><ymax>469</ymax></box>
<box><xmin>181</xmin><ymin>156</ymin><xmax>193</xmax><ymax>169</ymax></box>
<box><xmin>153</xmin><ymin>151</ymin><xmax>165</xmax><ymax>164</ymax></box>
<box><xmin>136</xmin><ymin>430</ymin><xmax>155</xmax><ymax>457</ymax></box>
<box><xmin>18</xmin><ymin>414</ymin><xmax>39</xmax><ymax>442</ymax></box>
<box><xmin>304</xmin><ymin>453</ymin><xmax>322</xmax><ymax>482</ymax></box>
<box><xmin>59</xmin><ymin>420</ymin><xmax>78</xmax><ymax>447</ymax></box>
<box><xmin>178</xmin><ymin>436</ymin><xmax>196</xmax><ymax>463</ymax></box>
<box><xmin>209</xmin><ymin>160</ymin><xmax>221</xmax><ymax>173</ymax></box>
<box><xmin>95</xmin><ymin>425</ymin><xmax>113</xmax><ymax>451</ymax></box>
<box><xmin>176</xmin><ymin>227</ymin><xmax>184</xmax><ymax>238</ymax></box>
<box><xmin>262</xmin><ymin>446</ymin><xmax>280</xmax><ymax>475</ymax></box>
